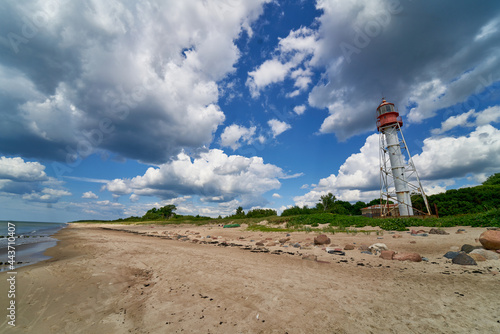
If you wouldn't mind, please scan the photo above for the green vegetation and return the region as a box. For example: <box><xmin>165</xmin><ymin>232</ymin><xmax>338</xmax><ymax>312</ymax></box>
<box><xmin>412</xmin><ymin>174</ymin><xmax>500</xmax><ymax>216</ymax></box>
<box><xmin>72</xmin><ymin>173</ymin><xmax>500</xmax><ymax>232</ymax></box>
<box><xmin>245</xmin><ymin>208</ymin><xmax>277</xmax><ymax>218</ymax></box>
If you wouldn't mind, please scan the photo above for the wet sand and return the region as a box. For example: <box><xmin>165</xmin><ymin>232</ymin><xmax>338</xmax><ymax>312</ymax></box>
<box><xmin>1</xmin><ymin>223</ymin><xmax>499</xmax><ymax>333</ymax></box>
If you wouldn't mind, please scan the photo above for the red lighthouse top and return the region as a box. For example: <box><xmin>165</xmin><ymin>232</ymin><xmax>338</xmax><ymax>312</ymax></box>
<box><xmin>376</xmin><ymin>99</ymin><xmax>402</xmax><ymax>131</ymax></box>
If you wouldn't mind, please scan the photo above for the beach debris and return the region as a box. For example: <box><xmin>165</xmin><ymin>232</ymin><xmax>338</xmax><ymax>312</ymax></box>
<box><xmin>292</xmin><ymin>243</ymin><xmax>301</xmax><ymax>248</ymax></box>
<box><xmin>379</xmin><ymin>250</ymin><xmax>395</xmax><ymax>260</ymax></box>
<box><xmin>327</xmin><ymin>249</ymin><xmax>345</xmax><ymax>256</ymax></box>
<box><xmin>393</xmin><ymin>252</ymin><xmax>422</xmax><ymax>262</ymax></box>
<box><xmin>344</xmin><ymin>244</ymin><xmax>355</xmax><ymax>250</ymax></box>
<box><xmin>266</xmin><ymin>242</ymin><xmax>277</xmax><ymax>247</ymax></box>
<box><xmin>410</xmin><ymin>230</ymin><xmax>428</xmax><ymax>237</ymax></box>
<box><xmin>368</xmin><ymin>243</ymin><xmax>388</xmax><ymax>254</ymax></box>
<box><xmin>479</xmin><ymin>230</ymin><xmax>500</xmax><ymax>250</ymax></box>
<box><xmin>223</xmin><ymin>223</ymin><xmax>240</xmax><ymax>228</ymax></box>
<box><xmin>255</xmin><ymin>241</ymin><xmax>265</xmax><ymax>246</ymax></box>
<box><xmin>360</xmin><ymin>251</ymin><xmax>373</xmax><ymax>255</ymax></box>
<box><xmin>314</xmin><ymin>234</ymin><xmax>331</xmax><ymax>245</ymax></box>
<box><xmin>444</xmin><ymin>251</ymin><xmax>461</xmax><ymax>259</ymax></box>
<box><xmin>392</xmin><ymin>234</ymin><xmax>402</xmax><ymax>238</ymax></box>
<box><xmin>429</xmin><ymin>228</ymin><xmax>449</xmax><ymax>235</ymax></box>
<box><xmin>452</xmin><ymin>253</ymin><xmax>477</xmax><ymax>265</ymax></box>
<box><xmin>456</xmin><ymin>229</ymin><xmax>466</xmax><ymax>234</ymax></box>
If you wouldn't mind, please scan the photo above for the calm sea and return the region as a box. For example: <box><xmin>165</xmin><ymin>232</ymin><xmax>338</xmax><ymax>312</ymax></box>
<box><xmin>0</xmin><ymin>220</ymin><xmax>67</xmax><ymax>272</ymax></box>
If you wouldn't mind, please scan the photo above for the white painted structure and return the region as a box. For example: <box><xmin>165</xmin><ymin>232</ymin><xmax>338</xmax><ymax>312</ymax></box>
<box><xmin>376</xmin><ymin>99</ymin><xmax>430</xmax><ymax>216</ymax></box>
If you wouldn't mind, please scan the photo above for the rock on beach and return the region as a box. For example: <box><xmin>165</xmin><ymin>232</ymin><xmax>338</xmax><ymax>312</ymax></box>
<box><xmin>469</xmin><ymin>248</ymin><xmax>500</xmax><ymax>260</ymax></box>
<box><xmin>393</xmin><ymin>252</ymin><xmax>422</xmax><ymax>262</ymax></box>
<box><xmin>379</xmin><ymin>250</ymin><xmax>395</xmax><ymax>260</ymax></box>
<box><xmin>452</xmin><ymin>253</ymin><xmax>477</xmax><ymax>265</ymax></box>
<box><xmin>479</xmin><ymin>230</ymin><xmax>500</xmax><ymax>250</ymax></box>
<box><xmin>314</xmin><ymin>234</ymin><xmax>331</xmax><ymax>245</ymax></box>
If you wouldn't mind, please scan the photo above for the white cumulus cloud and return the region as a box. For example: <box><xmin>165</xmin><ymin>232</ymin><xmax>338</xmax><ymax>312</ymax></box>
<box><xmin>82</xmin><ymin>191</ymin><xmax>98</xmax><ymax>199</ymax></box>
<box><xmin>220</xmin><ymin>124</ymin><xmax>257</xmax><ymax>150</ymax></box>
<box><xmin>103</xmin><ymin>149</ymin><xmax>289</xmax><ymax>209</ymax></box>
<box><xmin>268</xmin><ymin>119</ymin><xmax>291</xmax><ymax>138</ymax></box>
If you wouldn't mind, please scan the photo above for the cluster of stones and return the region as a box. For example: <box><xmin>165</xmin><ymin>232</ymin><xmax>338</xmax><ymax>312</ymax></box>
<box><xmin>102</xmin><ymin>227</ymin><xmax>500</xmax><ymax>268</ymax></box>
<box><xmin>444</xmin><ymin>229</ymin><xmax>500</xmax><ymax>266</ymax></box>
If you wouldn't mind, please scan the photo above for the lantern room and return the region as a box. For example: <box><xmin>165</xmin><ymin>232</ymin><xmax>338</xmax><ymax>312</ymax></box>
<box><xmin>376</xmin><ymin>99</ymin><xmax>402</xmax><ymax>131</ymax></box>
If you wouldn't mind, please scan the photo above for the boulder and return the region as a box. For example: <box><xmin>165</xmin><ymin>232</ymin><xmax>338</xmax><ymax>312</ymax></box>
<box><xmin>469</xmin><ymin>248</ymin><xmax>500</xmax><ymax>260</ymax></box>
<box><xmin>266</xmin><ymin>242</ymin><xmax>277</xmax><ymax>247</ymax></box>
<box><xmin>392</xmin><ymin>234</ymin><xmax>402</xmax><ymax>238</ymax></box>
<box><xmin>255</xmin><ymin>241</ymin><xmax>265</xmax><ymax>246</ymax></box>
<box><xmin>452</xmin><ymin>253</ymin><xmax>477</xmax><ymax>265</ymax></box>
<box><xmin>479</xmin><ymin>230</ymin><xmax>500</xmax><ymax>250</ymax></box>
<box><xmin>393</xmin><ymin>252</ymin><xmax>422</xmax><ymax>262</ymax></box>
<box><xmin>344</xmin><ymin>244</ymin><xmax>355</xmax><ymax>250</ymax></box>
<box><xmin>468</xmin><ymin>253</ymin><xmax>486</xmax><ymax>262</ymax></box>
<box><xmin>314</xmin><ymin>234</ymin><xmax>331</xmax><ymax>245</ymax></box>
<box><xmin>279</xmin><ymin>237</ymin><xmax>290</xmax><ymax>244</ymax></box>
<box><xmin>380</xmin><ymin>250</ymin><xmax>395</xmax><ymax>260</ymax></box>
<box><xmin>444</xmin><ymin>251</ymin><xmax>461</xmax><ymax>259</ymax></box>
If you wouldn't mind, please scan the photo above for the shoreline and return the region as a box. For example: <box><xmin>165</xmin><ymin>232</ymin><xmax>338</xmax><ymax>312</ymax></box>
<box><xmin>1</xmin><ymin>223</ymin><xmax>499</xmax><ymax>333</ymax></box>
<box><xmin>0</xmin><ymin>224</ymin><xmax>66</xmax><ymax>273</ymax></box>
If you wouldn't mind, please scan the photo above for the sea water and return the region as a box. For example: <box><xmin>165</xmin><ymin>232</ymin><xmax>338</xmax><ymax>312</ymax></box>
<box><xmin>0</xmin><ymin>220</ymin><xmax>67</xmax><ymax>272</ymax></box>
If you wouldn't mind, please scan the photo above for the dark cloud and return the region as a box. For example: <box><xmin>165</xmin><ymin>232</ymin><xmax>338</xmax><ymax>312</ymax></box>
<box><xmin>0</xmin><ymin>0</ymin><xmax>267</xmax><ymax>164</ymax></box>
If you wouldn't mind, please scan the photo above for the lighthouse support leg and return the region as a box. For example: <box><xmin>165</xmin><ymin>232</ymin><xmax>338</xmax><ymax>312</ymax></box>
<box><xmin>383</xmin><ymin>127</ymin><xmax>414</xmax><ymax>216</ymax></box>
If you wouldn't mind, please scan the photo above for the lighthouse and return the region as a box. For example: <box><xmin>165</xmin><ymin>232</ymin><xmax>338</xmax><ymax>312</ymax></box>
<box><xmin>376</xmin><ymin>99</ymin><xmax>430</xmax><ymax>217</ymax></box>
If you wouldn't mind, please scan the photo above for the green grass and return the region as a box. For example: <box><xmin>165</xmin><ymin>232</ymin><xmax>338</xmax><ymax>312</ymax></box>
<box><xmin>72</xmin><ymin>208</ymin><xmax>500</xmax><ymax>232</ymax></box>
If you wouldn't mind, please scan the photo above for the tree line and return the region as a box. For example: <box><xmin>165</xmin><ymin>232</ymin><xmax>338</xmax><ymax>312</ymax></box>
<box><xmin>109</xmin><ymin>173</ymin><xmax>499</xmax><ymax>222</ymax></box>
<box><xmin>412</xmin><ymin>173</ymin><xmax>500</xmax><ymax>216</ymax></box>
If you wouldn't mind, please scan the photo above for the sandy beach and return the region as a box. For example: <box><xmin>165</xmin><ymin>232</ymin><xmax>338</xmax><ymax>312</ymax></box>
<box><xmin>1</xmin><ymin>223</ymin><xmax>500</xmax><ymax>333</ymax></box>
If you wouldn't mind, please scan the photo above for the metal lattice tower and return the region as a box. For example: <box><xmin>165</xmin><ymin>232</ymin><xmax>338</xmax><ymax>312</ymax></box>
<box><xmin>376</xmin><ymin>99</ymin><xmax>431</xmax><ymax>217</ymax></box>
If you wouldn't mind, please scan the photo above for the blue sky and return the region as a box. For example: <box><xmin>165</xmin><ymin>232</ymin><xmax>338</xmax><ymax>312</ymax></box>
<box><xmin>1</xmin><ymin>0</ymin><xmax>499</xmax><ymax>222</ymax></box>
